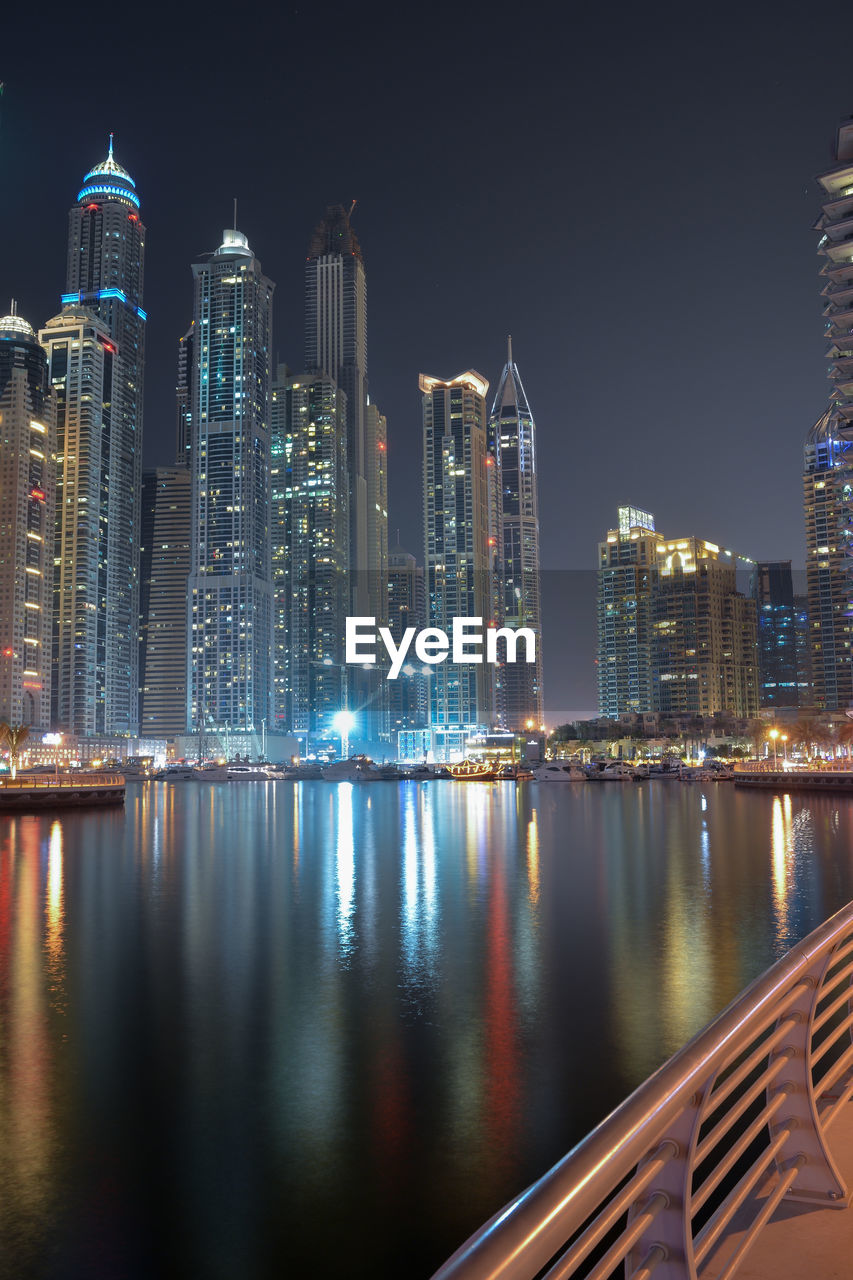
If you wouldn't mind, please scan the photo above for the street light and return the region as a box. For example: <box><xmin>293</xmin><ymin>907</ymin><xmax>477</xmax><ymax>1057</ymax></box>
<box><xmin>769</xmin><ymin>728</ymin><xmax>779</xmax><ymax>768</ymax></box>
<box><xmin>333</xmin><ymin>709</ymin><xmax>356</xmax><ymax>761</ymax></box>
<box><xmin>43</xmin><ymin>733</ymin><xmax>62</xmax><ymax>781</ymax></box>
<box><xmin>781</xmin><ymin>733</ymin><xmax>788</xmax><ymax>764</ymax></box>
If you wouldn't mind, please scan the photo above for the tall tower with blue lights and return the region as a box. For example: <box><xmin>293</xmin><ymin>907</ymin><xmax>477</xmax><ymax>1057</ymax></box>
<box><xmin>58</xmin><ymin>138</ymin><xmax>146</xmax><ymax>732</ymax></box>
<box><xmin>805</xmin><ymin>118</ymin><xmax>853</xmax><ymax>710</ymax></box>
<box><xmin>187</xmin><ymin>228</ymin><xmax>275</xmax><ymax>737</ymax></box>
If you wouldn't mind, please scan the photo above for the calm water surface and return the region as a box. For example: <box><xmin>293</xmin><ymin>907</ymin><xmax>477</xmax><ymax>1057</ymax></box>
<box><xmin>2</xmin><ymin>779</ymin><xmax>853</xmax><ymax>1278</ymax></box>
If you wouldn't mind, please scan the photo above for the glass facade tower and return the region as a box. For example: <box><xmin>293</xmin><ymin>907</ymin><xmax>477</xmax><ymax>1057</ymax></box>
<box><xmin>421</xmin><ymin>371</ymin><xmax>494</xmax><ymax>752</ymax></box>
<box><xmin>0</xmin><ymin>309</ymin><xmax>55</xmax><ymax>730</ymax></box>
<box><xmin>187</xmin><ymin>229</ymin><xmax>274</xmax><ymax>734</ymax></box>
<box><xmin>488</xmin><ymin>339</ymin><xmax>543</xmax><ymax>730</ymax></box>
<box><xmin>62</xmin><ymin>138</ymin><xmax>145</xmax><ymax>732</ymax></box>
<box><xmin>805</xmin><ymin>120</ymin><xmax>853</xmax><ymax>710</ymax></box>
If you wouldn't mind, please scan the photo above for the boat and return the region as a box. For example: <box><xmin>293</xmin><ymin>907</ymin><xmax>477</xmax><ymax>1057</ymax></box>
<box><xmin>448</xmin><ymin>760</ymin><xmax>500</xmax><ymax>781</ymax></box>
<box><xmin>322</xmin><ymin>755</ymin><xmax>387</xmax><ymax>781</ymax></box>
<box><xmin>279</xmin><ymin>763</ymin><xmax>325</xmax><ymax>780</ymax></box>
<box><xmin>586</xmin><ymin>761</ymin><xmax>634</xmax><ymax>782</ymax></box>
<box><xmin>153</xmin><ymin>765</ymin><xmax>196</xmax><ymax>782</ymax></box>
<box><xmin>193</xmin><ymin>762</ymin><xmax>229</xmax><ymax>781</ymax></box>
<box><xmin>529</xmin><ymin>762</ymin><xmax>587</xmax><ymax>782</ymax></box>
<box><xmin>497</xmin><ymin>763</ymin><xmax>535</xmax><ymax>781</ymax></box>
<box><xmin>226</xmin><ymin>764</ymin><xmax>270</xmax><ymax>781</ymax></box>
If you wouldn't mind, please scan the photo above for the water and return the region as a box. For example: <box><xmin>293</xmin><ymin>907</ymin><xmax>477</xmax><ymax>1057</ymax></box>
<box><xmin>2</xmin><ymin>779</ymin><xmax>853</xmax><ymax>1279</ymax></box>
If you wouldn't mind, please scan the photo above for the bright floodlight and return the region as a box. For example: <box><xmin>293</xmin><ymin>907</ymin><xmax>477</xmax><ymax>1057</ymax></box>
<box><xmin>333</xmin><ymin>710</ymin><xmax>356</xmax><ymax>734</ymax></box>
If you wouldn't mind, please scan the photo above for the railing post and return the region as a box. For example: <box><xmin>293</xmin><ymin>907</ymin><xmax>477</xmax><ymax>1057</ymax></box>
<box><xmin>626</xmin><ymin>1096</ymin><xmax>704</xmax><ymax>1280</ymax></box>
<box><xmin>768</xmin><ymin>958</ymin><xmax>848</xmax><ymax>1207</ymax></box>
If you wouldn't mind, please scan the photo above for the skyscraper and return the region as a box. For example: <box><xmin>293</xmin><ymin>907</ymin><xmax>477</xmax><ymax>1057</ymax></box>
<box><xmin>651</xmin><ymin>536</ymin><xmax>758</xmax><ymax>719</ymax></box>
<box><xmin>305</xmin><ymin>204</ymin><xmax>368</xmax><ymax>603</ymax></box>
<box><xmin>270</xmin><ymin>367</ymin><xmax>349</xmax><ymax>740</ymax></box>
<box><xmin>805</xmin><ymin>119</ymin><xmax>853</xmax><ymax>711</ymax></box>
<box><xmin>187</xmin><ymin>228</ymin><xmax>274</xmax><ymax>734</ymax></box>
<box><xmin>175</xmin><ymin>322</ymin><xmax>194</xmax><ymax>467</ymax></box>
<box><xmin>0</xmin><ymin>308</ymin><xmax>55</xmax><ymax>730</ymax></box>
<box><xmin>421</xmin><ymin>371</ymin><xmax>494</xmax><ymax>756</ymax></box>
<box><xmin>40</xmin><ymin>308</ymin><xmax>128</xmax><ymax>734</ymax></box>
<box><xmin>596</xmin><ymin>510</ymin><xmax>759</xmax><ymax>719</ymax></box>
<box><xmin>597</xmin><ymin>507</ymin><xmax>659</xmax><ymax>717</ymax></box>
<box><xmin>365</xmin><ymin>400</ymin><xmax>388</xmax><ymax>625</ymax></box>
<box><xmin>751</xmin><ymin>562</ymin><xmax>799</xmax><ymax>709</ymax></box>
<box><xmin>61</xmin><ymin>137</ymin><xmax>145</xmax><ymax>732</ymax></box>
<box><xmin>139</xmin><ymin>467</ymin><xmax>192</xmax><ymax>738</ymax></box>
<box><xmin>387</xmin><ymin>544</ymin><xmax>428</xmax><ymax>739</ymax></box>
<box><xmin>488</xmin><ymin>339</ymin><xmax>543</xmax><ymax>729</ymax></box>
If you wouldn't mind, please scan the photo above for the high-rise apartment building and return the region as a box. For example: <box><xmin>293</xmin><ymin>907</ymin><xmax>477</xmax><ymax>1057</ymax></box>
<box><xmin>421</xmin><ymin>371</ymin><xmax>495</xmax><ymax>754</ymax></box>
<box><xmin>597</xmin><ymin>507</ymin><xmax>660</xmax><ymax>718</ymax></box>
<box><xmin>187</xmin><ymin>228</ymin><xmax>274</xmax><ymax>734</ymax></box>
<box><xmin>61</xmin><ymin>138</ymin><xmax>145</xmax><ymax>732</ymax></box>
<box><xmin>0</xmin><ymin>308</ymin><xmax>55</xmax><ymax>730</ymax></box>
<box><xmin>40</xmin><ymin>308</ymin><xmax>130</xmax><ymax>734</ymax></box>
<box><xmin>597</xmin><ymin>511</ymin><xmax>758</xmax><ymax>719</ymax></box>
<box><xmin>803</xmin><ymin>409</ymin><xmax>853</xmax><ymax>710</ymax></box>
<box><xmin>805</xmin><ymin>119</ymin><xmax>853</xmax><ymax>710</ymax></box>
<box><xmin>651</xmin><ymin>537</ymin><xmax>757</xmax><ymax>718</ymax></box>
<box><xmin>270</xmin><ymin>367</ymin><xmax>349</xmax><ymax>739</ymax></box>
<box><xmin>387</xmin><ymin>544</ymin><xmax>428</xmax><ymax>739</ymax></box>
<box><xmin>488</xmin><ymin>339</ymin><xmax>543</xmax><ymax>730</ymax></box>
<box><xmin>751</xmin><ymin>561</ymin><xmax>799</xmax><ymax>708</ymax></box>
<box><xmin>139</xmin><ymin>467</ymin><xmax>192</xmax><ymax>737</ymax></box>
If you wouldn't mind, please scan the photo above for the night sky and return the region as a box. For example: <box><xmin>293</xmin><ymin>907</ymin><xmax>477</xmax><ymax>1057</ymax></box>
<box><xmin>3</xmin><ymin>3</ymin><xmax>853</xmax><ymax>721</ymax></box>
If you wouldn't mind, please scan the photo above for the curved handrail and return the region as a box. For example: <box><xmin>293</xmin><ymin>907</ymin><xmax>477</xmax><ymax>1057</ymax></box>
<box><xmin>432</xmin><ymin>900</ymin><xmax>853</xmax><ymax>1280</ymax></box>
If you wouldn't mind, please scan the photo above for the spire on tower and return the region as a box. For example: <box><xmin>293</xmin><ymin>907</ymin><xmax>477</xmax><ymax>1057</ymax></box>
<box><xmin>508</xmin><ymin>334</ymin><xmax>513</xmax><ymax>366</ymax></box>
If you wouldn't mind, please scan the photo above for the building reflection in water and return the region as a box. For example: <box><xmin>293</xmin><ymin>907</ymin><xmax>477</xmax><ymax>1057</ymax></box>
<box><xmin>6</xmin><ymin>783</ymin><xmax>853</xmax><ymax>1277</ymax></box>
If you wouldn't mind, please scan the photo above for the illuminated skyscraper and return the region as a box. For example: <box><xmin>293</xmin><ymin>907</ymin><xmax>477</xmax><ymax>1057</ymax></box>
<box><xmin>387</xmin><ymin>544</ymin><xmax>428</xmax><ymax>738</ymax></box>
<box><xmin>0</xmin><ymin>308</ymin><xmax>55</xmax><ymax>730</ymax></box>
<box><xmin>187</xmin><ymin>228</ymin><xmax>274</xmax><ymax>734</ymax></box>
<box><xmin>270</xmin><ymin>368</ymin><xmax>348</xmax><ymax>739</ymax></box>
<box><xmin>597</xmin><ymin>510</ymin><xmax>758</xmax><ymax>718</ymax></box>
<box><xmin>751</xmin><ymin>562</ymin><xmax>799</xmax><ymax>709</ymax></box>
<box><xmin>597</xmin><ymin>507</ymin><xmax>660</xmax><ymax>718</ymax></box>
<box><xmin>488</xmin><ymin>339</ymin><xmax>543</xmax><ymax>730</ymax></box>
<box><xmin>139</xmin><ymin>467</ymin><xmax>192</xmax><ymax>737</ymax></box>
<box><xmin>805</xmin><ymin>120</ymin><xmax>853</xmax><ymax>709</ymax></box>
<box><xmin>421</xmin><ymin>370</ymin><xmax>495</xmax><ymax>756</ymax></box>
<box><xmin>61</xmin><ymin>137</ymin><xmax>145</xmax><ymax>731</ymax></box>
<box><xmin>175</xmin><ymin>322</ymin><xmax>194</xmax><ymax>466</ymax></box>
<box><xmin>41</xmin><ymin>308</ymin><xmax>127</xmax><ymax>734</ymax></box>
<box><xmin>305</xmin><ymin>204</ymin><xmax>368</xmax><ymax>603</ymax></box>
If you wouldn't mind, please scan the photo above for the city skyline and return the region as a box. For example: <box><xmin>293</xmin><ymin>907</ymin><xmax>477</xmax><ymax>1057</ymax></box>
<box><xmin>6</xmin><ymin>7</ymin><xmax>853</xmax><ymax>722</ymax></box>
<box><xmin>3</xmin><ymin>8</ymin><xmax>851</xmax><ymax>576</ymax></box>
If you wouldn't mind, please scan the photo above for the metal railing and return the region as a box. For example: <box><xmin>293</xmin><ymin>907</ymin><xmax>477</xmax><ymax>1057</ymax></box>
<box><xmin>0</xmin><ymin>773</ymin><xmax>125</xmax><ymax>789</ymax></box>
<box><xmin>432</xmin><ymin>901</ymin><xmax>853</xmax><ymax>1280</ymax></box>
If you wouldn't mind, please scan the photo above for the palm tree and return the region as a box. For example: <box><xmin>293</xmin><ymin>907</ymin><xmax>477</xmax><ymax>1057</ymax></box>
<box><xmin>0</xmin><ymin>722</ymin><xmax>29</xmax><ymax>780</ymax></box>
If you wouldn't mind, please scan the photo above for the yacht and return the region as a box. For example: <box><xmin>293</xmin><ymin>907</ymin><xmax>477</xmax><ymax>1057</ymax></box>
<box><xmin>586</xmin><ymin>761</ymin><xmax>634</xmax><ymax>782</ymax></box>
<box><xmin>226</xmin><ymin>764</ymin><xmax>270</xmax><ymax>781</ymax></box>
<box><xmin>529</xmin><ymin>762</ymin><xmax>587</xmax><ymax>783</ymax></box>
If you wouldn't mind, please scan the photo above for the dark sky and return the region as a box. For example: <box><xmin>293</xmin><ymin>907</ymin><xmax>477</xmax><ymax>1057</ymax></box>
<box><xmin>3</xmin><ymin>2</ymin><xmax>853</xmax><ymax>721</ymax></box>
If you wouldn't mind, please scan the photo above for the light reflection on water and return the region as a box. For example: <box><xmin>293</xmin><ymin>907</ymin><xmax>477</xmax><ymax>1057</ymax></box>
<box><xmin>1</xmin><ymin>783</ymin><xmax>853</xmax><ymax>1277</ymax></box>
